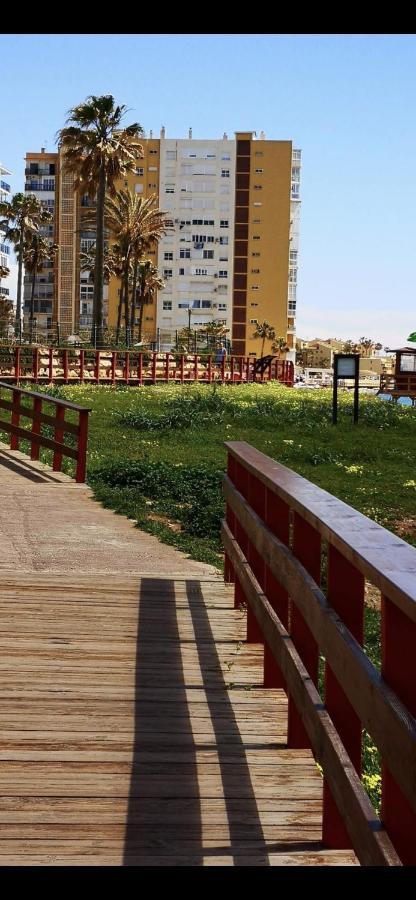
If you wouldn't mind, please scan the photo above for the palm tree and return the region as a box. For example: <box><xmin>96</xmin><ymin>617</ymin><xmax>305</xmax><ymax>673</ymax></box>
<box><xmin>342</xmin><ymin>339</ymin><xmax>358</xmax><ymax>353</ymax></box>
<box><xmin>136</xmin><ymin>259</ymin><xmax>165</xmax><ymax>342</ymax></box>
<box><xmin>0</xmin><ymin>193</ymin><xmax>52</xmax><ymax>331</ymax></box>
<box><xmin>358</xmin><ymin>337</ymin><xmax>374</xmax><ymax>357</ymax></box>
<box><xmin>271</xmin><ymin>336</ymin><xmax>290</xmax><ymax>359</ymax></box>
<box><xmin>23</xmin><ymin>234</ymin><xmax>58</xmax><ymax>342</ymax></box>
<box><xmin>91</xmin><ymin>190</ymin><xmax>168</xmax><ymax>343</ymax></box>
<box><xmin>57</xmin><ymin>95</ymin><xmax>144</xmax><ymax>343</ymax></box>
<box><xmin>253</xmin><ymin>321</ymin><xmax>276</xmax><ymax>357</ymax></box>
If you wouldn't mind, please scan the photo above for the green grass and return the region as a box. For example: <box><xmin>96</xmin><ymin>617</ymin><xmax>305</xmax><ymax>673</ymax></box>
<box><xmin>13</xmin><ymin>381</ymin><xmax>416</xmax><ymax>813</ymax></box>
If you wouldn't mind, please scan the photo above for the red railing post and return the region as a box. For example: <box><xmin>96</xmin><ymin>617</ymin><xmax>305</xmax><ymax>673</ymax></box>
<box><xmin>165</xmin><ymin>352</ymin><xmax>170</xmax><ymax>383</ymax></box>
<box><xmin>30</xmin><ymin>396</ymin><xmax>42</xmax><ymax>460</ymax></box>
<box><xmin>111</xmin><ymin>351</ymin><xmax>116</xmax><ymax>385</ymax></box>
<box><xmin>52</xmin><ymin>405</ymin><xmax>65</xmax><ymax>472</ymax></box>
<box><xmin>194</xmin><ymin>354</ymin><xmax>199</xmax><ymax>382</ymax></box>
<box><xmin>246</xmin><ymin>471</ymin><xmax>265</xmax><ymax>642</ymax></box>
<box><xmin>230</xmin><ymin>356</ymin><xmax>235</xmax><ymax>383</ymax></box>
<box><xmin>79</xmin><ymin>349</ymin><xmax>84</xmax><ymax>383</ymax></box>
<box><xmin>224</xmin><ymin>452</ymin><xmax>236</xmax><ymax>584</ymax></box>
<box><xmin>207</xmin><ymin>355</ymin><xmax>212</xmax><ymax>384</ymax></box>
<box><xmin>94</xmin><ymin>350</ymin><xmax>100</xmax><ymax>383</ymax></box>
<box><xmin>322</xmin><ymin>546</ymin><xmax>365</xmax><ymax>848</ymax></box>
<box><xmin>33</xmin><ymin>348</ymin><xmax>39</xmax><ymax>383</ymax></box>
<box><xmin>14</xmin><ymin>347</ymin><xmax>20</xmax><ymax>385</ymax></box>
<box><xmin>180</xmin><ymin>354</ymin><xmax>185</xmax><ymax>384</ymax></box>
<box><xmin>138</xmin><ymin>352</ymin><xmax>143</xmax><ymax>386</ymax></box>
<box><xmin>75</xmin><ymin>408</ymin><xmax>89</xmax><ymax>483</ymax></box>
<box><xmin>125</xmin><ymin>352</ymin><xmax>130</xmax><ymax>384</ymax></box>
<box><xmin>263</xmin><ymin>491</ymin><xmax>290</xmax><ymax>688</ymax></box>
<box><xmin>63</xmin><ymin>349</ymin><xmax>69</xmax><ymax>383</ymax></box>
<box><xmin>381</xmin><ymin>596</ymin><xmax>416</xmax><ymax>864</ymax></box>
<box><xmin>151</xmin><ymin>352</ymin><xmax>157</xmax><ymax>384</ymax></box>
<box><xmin>221</xmin><ymin>354</ymin><xmax>226</xmax><ymax>382</ymax></box>
<box><xmin>49</xmin><ymin>347</ymin><xmax>54</xmax><ymax>383</ymax></box>
<box><xmin>287</xmin><ymin>514</ymin><xmax>321</xmax><ymax>748</ymax></box>
<box><xmin>10</xmin><ymin>387</ymin><xmax>20</xmax><ymax>450</ymax></box>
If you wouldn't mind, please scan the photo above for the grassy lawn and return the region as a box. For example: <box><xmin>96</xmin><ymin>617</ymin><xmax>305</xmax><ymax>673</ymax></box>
<box><xmin>10</xmin><ymin>380</ymin><xmax>416</xmax><ymax>813</ymax></box>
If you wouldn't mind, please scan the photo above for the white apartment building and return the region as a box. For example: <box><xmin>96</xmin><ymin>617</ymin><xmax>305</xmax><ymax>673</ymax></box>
<box><xmin>157</xmin><ymin>134</ymin><xmax>236</xmax><ymax>345</ymax></box>
<box><xmin>0</xmin><ymin>163</ymin><xmax>12</xmax><ymax>303</ymax></box>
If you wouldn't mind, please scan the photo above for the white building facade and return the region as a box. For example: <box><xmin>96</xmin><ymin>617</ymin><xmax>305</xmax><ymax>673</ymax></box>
<box><xmin>0</xmin><ymin>163</ymin><xmax>12</xmax><ymax>304</ymax></box>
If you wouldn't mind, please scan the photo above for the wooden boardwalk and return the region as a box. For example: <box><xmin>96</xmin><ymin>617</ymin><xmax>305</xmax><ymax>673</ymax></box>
<box><xmin>0</xmin><ymin>449</ymin><xmax>357</xmax><ymax>865</ymax></box>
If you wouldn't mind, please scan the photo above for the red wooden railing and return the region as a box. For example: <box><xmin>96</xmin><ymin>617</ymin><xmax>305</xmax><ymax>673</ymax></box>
<box><xmin>222</xmin><ymin>441</ymin><xmax>416</xmax><ymax>867</ymax></box>
<box><xmin>379</xmin><ymin>372</ymin><xmax>416</xmax><ymax>399</ymax></box>
<box><xmin>0</xmin><ymin>347</ymin><xmax>294</xmax><ymax>387</ymax></box>
<box><xmin>0</xmin><ymin>382</ymin><xmax>91</xmax><ymax>483</ymax></box>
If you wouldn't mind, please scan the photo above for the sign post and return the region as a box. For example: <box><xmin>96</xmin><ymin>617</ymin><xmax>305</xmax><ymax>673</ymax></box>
<box><xmin>333</xmin><ymin>354</ymin><xmax>360</xmax><ymax>424</ymax></box>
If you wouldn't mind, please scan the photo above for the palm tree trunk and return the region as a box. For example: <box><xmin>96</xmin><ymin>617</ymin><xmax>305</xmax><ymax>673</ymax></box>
<box><xmin>115</xmin><ymin>282</ymin><xmax>124</xmax><ymax>345</ymax></box>
<box><xmin>138</xmin><ymin>287</ymin><xmax>146</xmax><ymax>343</ymax></box>
<box><xmin>92</xmin><ymin>164</ymin><xmax>106</xmax><ymax>345</ymax></box>
<box><xmin>29</xmin><ymin>264</ymin><xmax>37</xmax><ymax>344</ymax></box>
<box><xmin>261</xmin><ymin>336</ymin><xmax>266</xmax><ymax>357</ymax></box>
<box><xmin>15</xmin><ymin>230</ymin><xmax>24</xmax><ymax>334</ymax></box>
<box><xmin>123</xmin><ymin>265</ymin><xmax>130</xmax><ymax>345</ymax></box>
<box><xmin>130</xmin><ymin>254</ymin><xmax>139</xmax><ymax>344</ymax></box>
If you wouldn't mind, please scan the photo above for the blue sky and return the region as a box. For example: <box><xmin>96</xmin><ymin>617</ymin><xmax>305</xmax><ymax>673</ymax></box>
<box><xmin>1</xmin><ymin>33</ymin><xmax>415</xmax><ymax>347</ymax></box>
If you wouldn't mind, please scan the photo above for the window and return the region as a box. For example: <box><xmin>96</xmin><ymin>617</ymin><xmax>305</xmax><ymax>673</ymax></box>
<box><xmin>250</xmin><ymin>318</ymin><xmax>258</xmax><ymax>324</ymax></box>
<box><xmin>201</xmin><ymin>300</ymin><xmax>212</xmax><ymax>309</ymax></box>
<box><xmin>180</xmin><ymin>219</ymin><xmax>191</xmax><ymax>226</ymax></box>
<box><xmin>254</xmin><ymin>185</ymin><xmax>262</xmax><ymax>190</ymax></box>
<box><xmin>221</xmin><ymin>154</ymin><xmax>231</xmax><ymax>160</ymax></box>
<box><xmin>203</xmin><ymin>250</ymin><xmax>214</xmax><ymax>259</ymax></box>
<box><xmin>164</xmin><ymin>252</ymin><xmax>173</xmax><ymax>260</ymax></box>
<box><xmin>219</xmin><ymin>270</ymin><xmax>228</xmax><ymax>278</ymax></box>
<box><xmin>288</xmin><ymin>301</ymin><xmax>297</xmax><ymax>314</ymax></box>
<box><xmin>219</xmin><ymin>236</ymin><xmax>228</xmax><ymax>245</ymax></box>
<box><xmin>253</xmin><ymin>219</ymin><xmax>261</xmax><ymax>224</ymax></box>
<box><xmin>221</xmin><ymin>169</ymin><xmax>230</xmax><ymax>177</ymax></box>
<box><xmin>253</xmin><ymin>202</ymin><xmax>262</xmax><ymax>207</ymax></box>
<box><xmin>255</xmin><ymin>151</ymin><xmax>263</xmax><ymax>156</ymax></box>
<box><xmin>179</xmin><ymin>302</ymin><xmax>190</xmax><ymax>308</ymax></box>
<box><xmin>255</xmin><ymin>168</ymin><xmax>263</xmax><ymax>174</ymax></box>
<box><xmin>220</xmin><ymin>220</ymin><xmax>229</xmax><ymax>228</ymax></box>
<box><xmin>135</xmin><ymin>184</ymin><xmax>143</xmax><ymax>193</ymax></box>
<box><xmin>180</xmin><ymin>249</ymin><xmax>191</xmax><ymax>258</ymax></box>
<box><xmin>179</xmin><ymin>268</ymin><xmax>185</xmax><ymax>275</ymax></box>
<box><xmin>165</xmin><ymin>184</ymin><xmax>175</xmax><ymax>193</ymax></box>
<box><xmin>218</xmin><ymin>303</ymin><xmax>227</xmax><ymax>310</ymax></box>
<box><xmin>251</xmin><ymin>269</ymin><xmax>260</xmax><ymax>274</ymax></box>
<box><xmin>250</xmin><ymin>302</ymin><xmax>258</xmax><ymax>307</ymax></box>
<box><xmin>252</xmin><ymin>251</ymin><xmax>260</xmax><ymax>256</ymax></box>
<box><xmin>135</xmin><ymin>167</ymin><xmax>144</xmax><ymax>176</ymax></box>
<box><xmin>289</xmin><ymin>250</ymin><xmax>298</xmax><ymax>263</ymax></box>
<box><xmin>149</xmin><ymin>149</ymin><xmax>158</xmax><ymax>155</ymax></box>
<box><xmin>289</xmin><ymin>267</ymin><xmax>297</xmax><ymax>283</ymax></box>
<box><xmin>251</xmin><ymin>285</ymin><xmax>259</xmax><ymax>291</ymax></box>
<box><xmin>292</xmin><ymin>150</ymin><xmax>301</xmax><ymax>161</ymax></box>
<box><xmin>195</xmin><ymin>268</ymin><xmax>208</xmax><ymax>275</ymax></box>
<box><xmin>163</xmin><ymin>269</ymin><xmax>173</xmax><ymax>278</ymax></box>
<box><xmin>149</xmin><ymin>166</ymin><xmax>157</xmax><ymax>172</ymax></box>
<box><xmin>219</xmin><ymin>255</ymin><xmax>228</xmax><ymax>262</ymax></box>
<box><xmin>165</xmin><ymin>219</ymin><xmax>174</xmax><ymax>228</ymax></box>
<box><xmin>253</xmin><ymin>235</ymin><xmax>261</xmax><ymax>241</ymax></box>
<box><xmin>166</xmin><ymin>150</ymin><xmax>176</xmax><ymax>160</ymax></box>
<box><xmin>163</xmin><ymin>300</ymin><xmax>172</xmax><ymax>310</ymax></box>
<box><xmin>206</xmin><ymin>153</ymin><xmax>216</xmax><ymax>159</ymax></box>
<box><xmin>148</xmin><ymin>183</ymin><xmax>157</xmax><ymax>189</ymax></box>
<box><xmin>192</xmin><ymin>300</ymin><xmax>201</xmax><ymax>308</ymax></box>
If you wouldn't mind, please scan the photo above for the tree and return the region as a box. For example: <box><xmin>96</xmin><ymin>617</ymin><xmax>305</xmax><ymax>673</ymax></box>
<box><xmin>23</xmin><ymin>234</ymin><xmax>58</xmax><ymax>342</ymax></box>
<box><xmin>92</xmin><ymin>190</ymin><xmax>168</xmax><ymax>343</ymax></box>
<box><xmin>342</xmin><ymin>339</ymin><xmax>358</xmax><ymax>353</ymax></box>
<box><xmin>0</xmin><ymin>264</ymin><xmax>10</xmax><ymax>279</ymax></box>
<box><xmin>253</xmin><ymin>321</ymin><xmax>276</xmax><ymax>357</ymax></box>
<box><xmin>0</xmin><ymin>193</ymin><xmax>52</xmax><ymax>331</ymax></box>
<box><xmin>57</xmin><ymin>95</ymin><xmax>144</xmax><ymax>343</ymax></box>
<box><xmin>136</xmin><ymin>259</ymin><xmax>165</xmax><ymax>342</ymax></box>
<box><xmin>198</xmin><ymin>320</ymin><xmax>229</xmax><ymax>350</ymax></box>
<box><xmin>272</xmin><ymin>336</ymin><xmax>290</xmax><ymax>358</ymax></box>
<box><xmin>358</xmin><ymin>337</ymin><xmax>374</xmax><ymax>356</ymax></box>
<box><xmin>0</xmin><ymin>293</ymin><xmax>13</xmax><ymax>336</ymax></box>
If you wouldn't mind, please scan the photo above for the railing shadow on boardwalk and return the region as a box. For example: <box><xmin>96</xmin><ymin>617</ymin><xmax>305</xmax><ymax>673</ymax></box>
<box><xmin>123</xmin><ymin>578</ymin><xmax>321</xmax><ymax>866</ymax></box>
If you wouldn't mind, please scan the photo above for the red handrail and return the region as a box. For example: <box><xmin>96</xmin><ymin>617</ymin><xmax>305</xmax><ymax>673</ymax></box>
<box><xmin>0</xmin><ymin>381</ymin><xmax>91</xmax><ymax>483</ymax></box>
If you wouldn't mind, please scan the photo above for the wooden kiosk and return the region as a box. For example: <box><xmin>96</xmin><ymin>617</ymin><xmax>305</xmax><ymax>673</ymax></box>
<box><xmin>379</xmin><ymin>347</ymin><xmax>416</xmax><ymax>402</ymax></box>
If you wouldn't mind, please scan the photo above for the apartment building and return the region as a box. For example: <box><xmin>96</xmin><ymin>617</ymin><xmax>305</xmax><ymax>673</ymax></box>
<box><xmin>0</xmin><ymin>162</ymin><xmax>12</xmax><ymax>303</ymax></box>
<box><xmin>24</xmin><ymin>131</ymin><xmax>301</xmax><ymax>356</ymax></box>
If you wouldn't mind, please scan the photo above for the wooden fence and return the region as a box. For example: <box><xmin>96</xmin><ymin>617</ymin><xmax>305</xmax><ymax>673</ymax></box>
<box><xmin>0</xmin><ymin>347</ymin><xmax>294</xmax><ymax>387</ymax></box>
<box><xmin>222</xmin><ymin>441</ymin><xmax>416</xmax><ymax>866</ymax></box>
<box><xmin>0</xmin><ymin>382</ymin><xmax>91</xmax><ymax>482</ymax></box>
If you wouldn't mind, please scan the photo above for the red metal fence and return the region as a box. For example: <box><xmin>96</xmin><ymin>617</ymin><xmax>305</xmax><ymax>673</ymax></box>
<box><xmin>0</xmin><ymin>382</ymin><xmax>91</xmax><ymax>483</ymax></box>
<box><xmin>0</xmin><ymin>347</ymin><xmax>294</xmax><ymax>387</ymax></box>
<box><xmin>222</xmin><ymin>441</ymin><xmax>416</xmax><ymax>866</ymax></box>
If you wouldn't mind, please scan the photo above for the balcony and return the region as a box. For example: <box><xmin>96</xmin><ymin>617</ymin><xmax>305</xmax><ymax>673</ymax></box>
<box><xmin>25</xmin><ymin>167</ymin><xmax>55</xmax><ymax>177</ymax></box>
<box><xmin>0</xmin><ymin>287</ymin><xmax>10</xmax><ymax>295</ymax></box>
<box><xmin>0</xmin><ymin>244</ymin><xmax>10</xmax><ymax>255</ymax></box>
<box><xmin>25</xmin><ymin>182</ymin><xmax>55</xmax><ymax>192</ymax></box>
<box><xmin>0</xmin><ymin>181</ymin><xmax>10</xmax><ymax>192</ymax></box>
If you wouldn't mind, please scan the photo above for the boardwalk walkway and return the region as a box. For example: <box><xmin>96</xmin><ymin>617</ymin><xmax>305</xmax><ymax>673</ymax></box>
<box><xmin>0</xmin><ymin>445</ymin><xmax>357</xmax><ymax>865</ymax></box>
